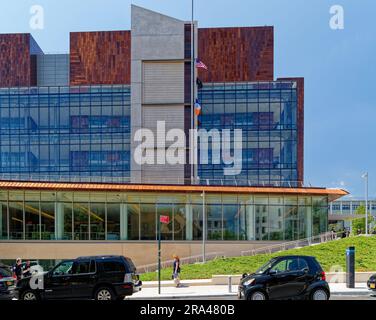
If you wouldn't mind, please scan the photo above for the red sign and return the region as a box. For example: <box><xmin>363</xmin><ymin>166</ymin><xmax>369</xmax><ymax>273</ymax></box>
<box><xmin>160</xmin><ymin>215</ymin><xmax>170</xmax><ymax>224</ymax></box>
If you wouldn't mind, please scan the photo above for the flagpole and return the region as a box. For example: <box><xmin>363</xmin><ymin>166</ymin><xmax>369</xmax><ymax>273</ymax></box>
<box><xmin>191</xmin><ymin>0</ymin><xmax>195</xmax><ymax>184</ymax></box>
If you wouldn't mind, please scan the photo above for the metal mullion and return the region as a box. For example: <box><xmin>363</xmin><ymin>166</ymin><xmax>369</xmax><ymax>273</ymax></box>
<box><xmin>71</xmin><ymin>193</ymin><xmax>74</xmax><ymax>240</ymax></box>
<box><xmin>172</xmin><ymin>204</ymin><xmax>175</xmax><ymax>241</ymax></box>
<box><xmin>6</xmin><ymin>190</ymin><xmax>9</xmax><ymax>240</ymax></box>
<box><xmin>39</xmin><ymin>191</ymin><xmax>42</xmax><ymax>240</ymax></box>
<box><xmin>22</xmin><ymin>190</ymin><xmax>25</xmax><ymax>240</ymax></box>
<box><xmin>105</xmin><ymin>193</ymin><xmax>108</xmax><ymax>240</ymax></box>
<box><xmin>221</xmin><ymin>195</ymin><xmax>224</xmax><ymax>241</ymax></box>
<box><xmin>88</xmin><ymin>194</ymin><xmax>91</xmax><ymax>241</ymax></box>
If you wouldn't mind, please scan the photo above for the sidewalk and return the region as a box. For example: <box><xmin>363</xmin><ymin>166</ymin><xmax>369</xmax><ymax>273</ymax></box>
<box><xmin>126</xmin><ymin>281</ymin><xmax>371</xmax><ymax>300</ymax></box>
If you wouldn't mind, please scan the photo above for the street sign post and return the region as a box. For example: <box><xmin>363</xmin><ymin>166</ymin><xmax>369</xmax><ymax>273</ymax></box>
<box><xmin>158</xmin><ymin>214</ymin><xmax>170</xmax><ymax>294</ymax></box>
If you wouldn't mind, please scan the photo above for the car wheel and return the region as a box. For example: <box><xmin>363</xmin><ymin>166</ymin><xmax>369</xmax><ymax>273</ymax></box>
<box><xmin>311</xmin><ymin>288</ymin><xmax>329</xmax><ymax>301</ymax></box>
<box><xmin>21</xmin><ymin>290</ymin><xmax>39</xmax><ymax>301</ymax></box>
<box><xmin>248</xmin><ymin>291</ymin><xmax>267</xmax><ymax>301</ymax></box>
<box><xmin>95</xmin><ymin>287</ymin><xmax>115</xmax><ymax>301</ymax></box>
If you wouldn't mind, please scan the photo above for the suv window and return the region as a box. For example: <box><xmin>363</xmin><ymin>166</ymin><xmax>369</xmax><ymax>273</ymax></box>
<box><xmin>52</xmin><ymin>261</ymin><xmax>73</xmax><ymax>276</ymax></box>
<box><xmin>271</xmin><ymin>258</ymin><xmax>300</xmax><ymax>273</ymax></box>
<box><xmin>72</xmin><ymin>260</ymin><xmax>95</xmax><ymax>274</ymax></box>
<box><xmin>102</xmin><ymin>260</ymin><xmax>126</xmax><ymax>273</ymax></box>
<box><xmin>125</xmin><ymin>258</ymin><xmax>136</xmax><ymax>272</ymax></box>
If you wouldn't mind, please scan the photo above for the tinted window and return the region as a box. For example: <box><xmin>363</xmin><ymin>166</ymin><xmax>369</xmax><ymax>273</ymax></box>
<box><xmin>102</xmin><ymin>261</ymin><xmax>126</xmax><ymax>273</ymax></box>
<box><xmin>90</xmin><ymin>260</ymin><xmax>96</xmax><ymax>273</ymax></box>
<box><xmin>298</xmin><ymin>258</ymin><xmax>309</xmax><ymax>271</ymax></box>
<box><xmin>271</xmin><ymin>258</ymin><xmax>299</xmax><ymax>273</ymax></box>
<box><xmin>72</xmin><ymin>260</ymin><xmax>92</xmax><ymax>274</ymax></box>
<box><xmin>125</xmin><ymin>258</ymin><xmax>136</xmax><ymax>272</ymax></box>
<box><xmin>52</xmin><ymin>261</ymin><xmax>73</xmax><ymax>276</ymax></box>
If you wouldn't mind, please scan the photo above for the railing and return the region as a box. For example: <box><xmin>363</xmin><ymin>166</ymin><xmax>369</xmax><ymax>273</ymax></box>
<box><xmin>137</xmin><ymin>232</ymin><xmax>341</xmax><ymax>274</ymax></box>
<box><xmin>137</xmin><ymin>252</ymin><xmax>226</xmax><ymax>274</ymax></box>
<box><xmin>240</xmin><ymin>231</ymin><xmax>340</xmax><ymax>257</ymax></box>
<box><xmin>0</xmin><ymin>173</ymin><xmax>309</xmax><ymax>188</ymax></box>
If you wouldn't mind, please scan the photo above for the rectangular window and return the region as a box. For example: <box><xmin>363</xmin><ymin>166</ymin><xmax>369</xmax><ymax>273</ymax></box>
<box><xmin>206</xmin><ymin>204</ymin><xmax>222</xmax><ymax>240</ymax></box>
<box><xmin>25</xmin><ymin>202</ymin><xmax>40</xmax><ymax>240</ymax></box>
<box><xmin>0</xmin><ymin>201</ymin><xmax>8</xmax><ymax>239</ymax></box>
<box><xmin>9</xmin><ymin>202</ymin><xmax>23</xmax><ymax>240</ymax></box>
<box><xmin>73</xmin><ymin>203</ymin><xmax>89</xmax><ymax>240</ymax></box>
<box><xmin>173</xmin><ymin>204</ymin><xmax>186</xmax><ymax>240</ymax></box>
<box><xmin>107</xmin><ymin>203</ymin><xmax>120</xmax><ymax>240</ymax></box>
<box><xmin>223</xmin><ymin>205</ymin><xmax>239</xmax><ymax>240</ymax></box>
<box><xmin>140</xmin><ymin>204</ymin><xmax>156</xmax><ymax>240</ymax></box>
<box><xmin>40</xmin><ymin>202</ymin><xmax>55</xmax><ymax>240</ymax></box>
<box><xmin>127</xmin><ymin>203</ymin><xmax>140</xmax><ymax>240</ymax></box>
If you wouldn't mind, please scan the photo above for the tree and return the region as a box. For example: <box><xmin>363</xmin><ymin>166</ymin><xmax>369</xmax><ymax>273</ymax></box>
<box><xmin>351</xmin><ymin>205</ymin><xmax>374</xmax><ymax>235</ymax></box>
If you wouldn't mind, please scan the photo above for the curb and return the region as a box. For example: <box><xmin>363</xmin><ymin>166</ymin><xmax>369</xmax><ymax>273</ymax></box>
<box><xmin>332</xmin><ymin>291</ymin><xmax>372</xmax><ymax>296</ymax></box>
<box><xmin>126</xmin><ymin>293</ymin><xmax>238</xmax><ymax>300</ymax></box>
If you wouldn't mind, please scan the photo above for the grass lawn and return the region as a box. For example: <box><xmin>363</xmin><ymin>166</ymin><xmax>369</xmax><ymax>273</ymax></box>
<box><xmin>140</xmin><ymin>235</ymin><xmax>376</xmax><ymax>281</ymax></box>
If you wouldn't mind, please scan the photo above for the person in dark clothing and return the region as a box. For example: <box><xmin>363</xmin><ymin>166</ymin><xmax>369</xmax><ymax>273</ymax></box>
<box><xmin>13</xmin><ymin>258</ymin><xmax>23</xmax><ymax>281</ymax></box>
<box><xmin>172</xmin><ymin>255</ymin><xmax>181</xmax><ymax>287</ymax></box>
<box><xmin>23</xmin><ymin>260</ymin><xmax>31</xmax><ymax>278</ymax></box>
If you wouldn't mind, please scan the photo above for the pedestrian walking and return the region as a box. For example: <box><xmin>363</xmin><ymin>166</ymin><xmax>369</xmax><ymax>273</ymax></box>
<box><xmin>172</xmin><ymin>255</ymin><xmax>181</xmax><ymax>288</ymax></box>
<box><xmin>13</xmin><ymin>258</ymin><xmax>23</xmax><ymax>281</ymax></box>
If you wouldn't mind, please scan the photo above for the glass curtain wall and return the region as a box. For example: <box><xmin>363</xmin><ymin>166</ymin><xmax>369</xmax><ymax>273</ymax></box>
<box><xmin>198</xmin><ymin>81</ymin><xmax>298</xmax><ymax>186</ymax></box>
<box><xmin>0</xmin><ymin>190</ymin><xmax>329</xmax><ymax>241</ymax></box>
<box><xmin>0</xmin><ymin>86</ymin><xmax>131</xmax><ymax>183</ymax></box>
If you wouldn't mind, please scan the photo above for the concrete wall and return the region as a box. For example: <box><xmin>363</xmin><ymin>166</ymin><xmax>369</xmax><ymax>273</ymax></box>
<box><xmin>37</xmin><ymin>54</ymin><xmax>69</xmax><ymax>86</ymax></box>
<box><xmin>130</xmin><ymin>5</ymin><xmax>194</xmax><ymax>184</ymax></box>
<box><xmin>0</xmin><ymin>241</ymin><xmax>283</xmax><ymax>267</ymax></box>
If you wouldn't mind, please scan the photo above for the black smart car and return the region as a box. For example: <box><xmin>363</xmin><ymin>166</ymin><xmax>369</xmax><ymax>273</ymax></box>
<box><xmin>15</xmin><ymin>255</ymin><xmax>142</xmax><ymax>300</ymax></box>
<box><xmin>367</xmin><ymin>274</ymin><xmax>376</xmax><ymax>291</ymax></box>
<box><xmin>238</xmin><ymin>255</ymin><xmax>330</xmax><ymax>300</ymax></box>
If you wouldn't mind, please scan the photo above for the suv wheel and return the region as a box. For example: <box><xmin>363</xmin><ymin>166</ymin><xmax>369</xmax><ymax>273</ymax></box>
<box><xmin>95</xmin><ymin>287</ymin><xmax>115</xmax><ymax>301</ymax></box>
<box><xmin>248</xmin><ymin>291</ymin><xmax>267</xmax><ymax>301</ymax></box>
<box><xmin>311</xmin><ymin>288</ymin><xmax>329</xmax><ymax>301</ymax></box>
<box><xmin>21</xmin><ymin>290</ymin><xmax>39</xmax><ymax>301</ymax></box>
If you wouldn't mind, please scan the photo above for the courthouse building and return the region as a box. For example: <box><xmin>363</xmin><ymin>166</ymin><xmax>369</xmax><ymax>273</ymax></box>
<box><xmin>0</xmin><ymin>6</ymin><xmax>347</xmax><ymax>265</ymax></box>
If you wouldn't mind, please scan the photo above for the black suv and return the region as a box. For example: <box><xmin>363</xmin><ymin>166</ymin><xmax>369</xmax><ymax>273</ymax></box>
<box><xmin>238</xmin><ymin>255</ymin><xmax>330</xmax><ymax>300</ymax></box>
<box><xmin>15</xmin><ymin>255</ymin><xmax>142</xmax><ymax>300</ymax></box>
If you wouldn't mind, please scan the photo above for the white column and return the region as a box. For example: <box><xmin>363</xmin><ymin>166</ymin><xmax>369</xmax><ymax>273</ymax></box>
<box><xmin>185</xmin><ymin>202</ymin><xmax>193</xmax><ymax>240</ymax></box>
<box><xmin>120</xmin><ymin>203</ymin><xmax>128</xmax><ymax>240</ymax></box>
<box><xmin>246</xmin><ymin>204</ymin><xmax>255</xmax><ymax>240</ymax></box>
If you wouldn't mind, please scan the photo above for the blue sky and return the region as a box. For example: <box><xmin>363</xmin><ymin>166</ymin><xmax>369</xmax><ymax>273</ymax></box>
<box><xmin>0</xmin><ymin>0</ymin><xmax>375</xmax><ymax>197</ymax></box>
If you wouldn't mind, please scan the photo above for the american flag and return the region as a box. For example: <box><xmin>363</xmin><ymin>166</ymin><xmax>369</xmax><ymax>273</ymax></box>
<box><xmin>195</xmin><ymin>58</ymin><xmax>208</xmax><ymax>70</ymax></box>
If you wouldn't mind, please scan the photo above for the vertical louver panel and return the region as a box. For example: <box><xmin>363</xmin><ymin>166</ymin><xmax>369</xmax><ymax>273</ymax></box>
<box><xmin>143</xmin><ymin>61</ymin><xmax>184</xmax><ymax>104</ymax></box>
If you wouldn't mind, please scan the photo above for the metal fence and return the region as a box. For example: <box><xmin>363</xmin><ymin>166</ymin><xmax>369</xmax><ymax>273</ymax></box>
<box><xmin>136</xmin><ymin>232</ymin><xmax>341</xmax><ymax>274</ymax></box>
<box><xmin>0</xmin><ymin>173</ymin><xmax>308</xmax><ymax>188</ymax></box>
<box><xmin>240</xmin><ymin>231</ymin><xmax>340</xmax><ymax>257</ymax></box>
<box><xmin>137</xmin><ymin>252</ymin><xmax>226</xmax><ymax>274</ymax></box>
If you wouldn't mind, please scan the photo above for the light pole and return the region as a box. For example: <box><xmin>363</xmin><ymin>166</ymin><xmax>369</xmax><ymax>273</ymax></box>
<box><xmin>362</xmin><ymin>172</ymin><xmax>369</xmax><ymax>235</ymax></box>
<box><xmin>201</xmin><ymin>190</ymin><xmax>206</xmax><ymax>263</ymax></box>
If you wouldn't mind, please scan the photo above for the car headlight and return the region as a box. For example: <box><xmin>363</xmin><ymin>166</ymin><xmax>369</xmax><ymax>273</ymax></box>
<box><xmin>243</xmin><ymin>278</ymin><xmax>255</xmax><ymax>286</ymax></box>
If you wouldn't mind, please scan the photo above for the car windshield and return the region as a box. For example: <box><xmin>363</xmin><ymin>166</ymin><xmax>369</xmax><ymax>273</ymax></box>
<box><xmin>255</xmin><ymin>259</ymin><xmax>277</xmax><ymax>274</ymax></box>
